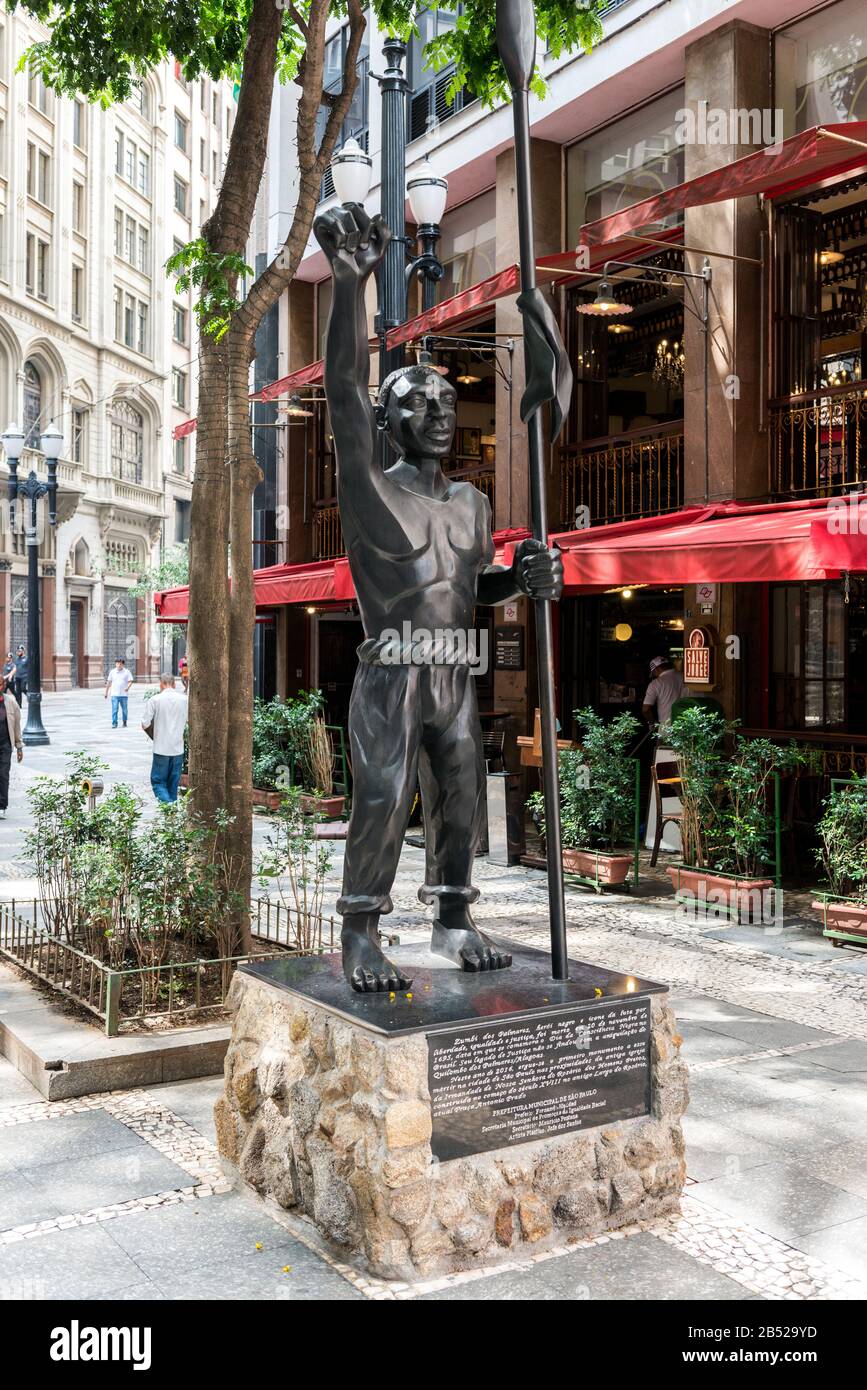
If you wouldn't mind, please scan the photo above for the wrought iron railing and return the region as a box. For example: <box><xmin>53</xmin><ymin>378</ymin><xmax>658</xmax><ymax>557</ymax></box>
<box><xmin>769</xmin><ymin>382</ymin><xmax>867</xmax><ymax>499</ymax></box>
<box><xmin>559</xmin><ymin>422</ymin><xmax>683</xmax><ymax>527</ymax></box>
<box><xmin>314</xmin><ymin>502</ymin><xmax>343</xmax><ymax>560</ymax></box>
<box><xmin>0</xmin><ymin>898</ymin><xmax>336</xmax><ymax>1036</ymax></box>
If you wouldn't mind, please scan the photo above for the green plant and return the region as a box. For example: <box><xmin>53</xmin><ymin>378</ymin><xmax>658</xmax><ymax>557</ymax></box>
<box><xmin>252</xmin><ymin>690</ymin><xmax>325</xmax><ymax>792</ymax></box>
<box><xmin>304</xmin><ymin>716</ymin><xmax>335</xmax><ymax>797</ymax></box>
<box><xmin>816</xmin><ymin>777</ymin><xmax>867</xmax><ymax>903</ymax></box>
<box><xmin>527</xmin><ymin>707</ymin><xmax>639</xmax><ymax>852</ymax></box>
<box><xmin>24</xmin><ymin>752</ymin><xmax>111</xmax><ymax>941</ymax></box>
<box><xmin>257</xmin><ymin>787</ymin><xmax>333</xmax><ymax>950</ymax></box>
<box><xmin>720</xmin><ymin>737</ymin><xmax>805</xmax><ymax>877</ymax></box>
<box><xmin>665</xmin><ymin>707</ymin><xmax>728</xmax><ymax>869</ymax></box>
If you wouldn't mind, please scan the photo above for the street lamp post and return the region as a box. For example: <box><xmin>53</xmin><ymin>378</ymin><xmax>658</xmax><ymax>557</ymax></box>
<box><xmin>331</xmin><ymin>39</ymin><xmax>449</xmax><ymax>384</ymax></box>
<box><xmin>1</xmin><ymin>421</ymin><xmax>60</xmax><ymax>745</ymax></box>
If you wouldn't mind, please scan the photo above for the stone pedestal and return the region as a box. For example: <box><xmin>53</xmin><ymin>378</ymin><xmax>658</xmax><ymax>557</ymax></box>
<box><xmin>216</xmin><ymin>942</ymin><xmax>688</xmax><ymax>1281</ymax></box>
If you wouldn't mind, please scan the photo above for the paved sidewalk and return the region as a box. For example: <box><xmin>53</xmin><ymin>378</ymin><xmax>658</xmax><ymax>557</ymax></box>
<box><xmin>1</xmin><ymin>688</ymin><xmax>866</xmax><ymax>1299</ymax></box>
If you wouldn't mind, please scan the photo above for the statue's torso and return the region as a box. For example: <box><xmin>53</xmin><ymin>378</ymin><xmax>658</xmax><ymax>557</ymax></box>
<box><xmin>340</xmin><ymin>470</ymin><xmax>493</xmax><ymax>651</ymax></box>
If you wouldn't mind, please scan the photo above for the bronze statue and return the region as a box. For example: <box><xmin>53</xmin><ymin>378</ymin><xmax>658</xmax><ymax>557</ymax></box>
<box><xmin>314</xmin><ymin>203</ymin><xmax>563</xmax><ymax>993</ymax></box>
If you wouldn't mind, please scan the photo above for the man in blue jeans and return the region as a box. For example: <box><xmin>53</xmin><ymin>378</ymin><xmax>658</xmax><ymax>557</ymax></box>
<box><xmin>105</xmin><ymin>658</ymin><xmax>133</xmax><ymax>727</ymax></box>
<box><xmin>141</xmin><ymin>673</ymin><xmax>188</xmax><ymax>803</ymax></box>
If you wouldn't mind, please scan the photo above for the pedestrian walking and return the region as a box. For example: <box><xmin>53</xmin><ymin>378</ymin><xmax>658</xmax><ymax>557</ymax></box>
<box><xmin>2</xmin><ymin>653</ymin><xmax>16</xmax><ymax>694</ymax></box>
<box><xmin>0</xmin><ymin>673</ymin><xmax>24</xmax><ymax>820</ymax></box>
<box><xmin>141</xmin><ymin>673</ymin><xmax>188</xmax><ymax>803</ymax></box>
<box><xmin>104</xmin><ymin>657</ymin><xmax>133</xmax><ymax>727</ymax></box>
<box><xmin>13</xmin><ymin>646</ymin><xmax>28</xmax><ymax>705</ymax></box>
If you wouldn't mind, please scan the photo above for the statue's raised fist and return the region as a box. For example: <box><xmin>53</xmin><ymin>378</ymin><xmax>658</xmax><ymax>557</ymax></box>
<box><xmin>313</xmin><ymin>204</ymin><xmax>391</xmax><ymax>280</ymax></box>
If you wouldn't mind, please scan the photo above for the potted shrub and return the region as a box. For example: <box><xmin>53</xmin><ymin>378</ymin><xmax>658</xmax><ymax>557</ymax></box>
<box><xmin>528</xmin><ymin>708</ymin><xmax>638</xmax><ymax>888</ymax></box>
<box><xmin>250</xmin><ymin>691</ymin><xmax>345</xmax><ymax>816</ymax></box>
<box><xmin>813</xmin><ymin>778</ymin><xmax>867</xmax><ymax>942</ymax></box>
<box><xmin>665</xmin><ymin>711</ymin><xmax>799</xmax><ymax>922</ymax></box>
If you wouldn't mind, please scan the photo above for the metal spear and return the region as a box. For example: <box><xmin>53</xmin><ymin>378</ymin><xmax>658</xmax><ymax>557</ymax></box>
<box><xmin>496</xmin><ymin>0</ymin><xmax>574</xmax><ymax>980</ymax></box>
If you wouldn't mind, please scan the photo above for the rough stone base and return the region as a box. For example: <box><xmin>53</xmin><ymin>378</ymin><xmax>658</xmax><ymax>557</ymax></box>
<box><xmin>216</xmin><ymin>973</ymin><xmax>689</xmax><ymax>1281</ymax></box>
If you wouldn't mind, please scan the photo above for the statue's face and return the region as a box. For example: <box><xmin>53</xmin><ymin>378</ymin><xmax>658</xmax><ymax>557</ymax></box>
<box><xmin>386</xmin><ymin>368</ymin><xmax>457</xmax><ymax>459</ymax></box>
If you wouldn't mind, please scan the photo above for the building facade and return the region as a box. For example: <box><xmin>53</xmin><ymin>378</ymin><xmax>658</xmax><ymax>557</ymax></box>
<box><xmin>172</xmin><ymin>0</ymin><xmax>866</xmax><ymax>795</ymax></box>
<box><xmin>0</xmin><ymin>10</ymin><xmax>233</xmax><ymax>686</ymax></box>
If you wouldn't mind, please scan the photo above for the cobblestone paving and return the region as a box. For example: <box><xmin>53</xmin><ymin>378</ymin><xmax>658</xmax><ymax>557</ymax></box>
<box><xmin>2</xmin><ymin>689</ymin><xmax>867</xmax><ymax>1300</ymax></box>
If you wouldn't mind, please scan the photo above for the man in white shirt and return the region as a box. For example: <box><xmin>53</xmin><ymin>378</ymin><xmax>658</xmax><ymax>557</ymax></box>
<box><xmin>642</xmin><ymin>655</ymin><xmax>686</xmax><ymax>732</ymax></box>
<box><xmin>105</xmin><ymin>658</ymin><xmax>134</xmax><ymax>728</ymax></box>
<box><xmin>142</xmin><ymin>673</ymin><xmax>188</xmax><ymax>803</ymax></box>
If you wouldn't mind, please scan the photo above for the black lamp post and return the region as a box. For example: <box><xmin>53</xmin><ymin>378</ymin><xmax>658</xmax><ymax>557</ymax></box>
<box><xmin>1</xmin><ymin>419</ymin><xmax>60</xmax><ymax>745</ymax></box>
<box><xmin>331</xmin><ymin>38</ymin><xmax>449</xmax><ymax>384</ymax></box>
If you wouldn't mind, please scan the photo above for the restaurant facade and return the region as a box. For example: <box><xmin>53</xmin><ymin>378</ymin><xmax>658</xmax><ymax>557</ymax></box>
<box><xmin>158</xmin><ymin>0</ymin><xmax>867</xmax><ymax>790</ymax></box>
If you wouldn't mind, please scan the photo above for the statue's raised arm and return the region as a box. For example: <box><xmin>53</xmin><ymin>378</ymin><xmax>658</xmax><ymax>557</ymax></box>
<box><xmin>313</xmin><ymin>203</ymin><xmax>389</xmax><ymax>500</ymax></box>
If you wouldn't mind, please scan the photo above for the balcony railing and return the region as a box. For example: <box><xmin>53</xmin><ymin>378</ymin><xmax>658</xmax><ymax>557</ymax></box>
<box><xmin>769</xmin><ymin>382</ymin><xmax>867</xmax><ymax>500</ymax></box>
<box><xmin>314</xmin><ymin>502</ymin><xmax>343</xmax><ymax>561</ymax></box>
<box><xmin>559</xmin><ymin>422</ymin><xmax>684</xmax><ymax>528</ymax></box>
<box><xmin>313</xmin><ymin>470</ymin><xmax>496</xmax><ymax>563</ymax></box>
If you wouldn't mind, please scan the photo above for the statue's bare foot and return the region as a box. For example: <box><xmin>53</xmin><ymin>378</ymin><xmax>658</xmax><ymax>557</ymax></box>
<box><xmin>341</xmin><ymin>923</ymin><xmax>412</xmax><ymax>994</ymax></box>
<box><xmin>430</xmin><ymin>919</ymin><xmax>512</xmax><ymax>972</ymax></box>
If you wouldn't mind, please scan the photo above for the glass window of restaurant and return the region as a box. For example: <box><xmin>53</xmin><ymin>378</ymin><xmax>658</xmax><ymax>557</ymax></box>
<box><xmin>561</xmin><ymin>93</ymin><xmax>686</xmax><ymax>528</ymax></box>
<box><xmin>770</xmin><ymin>581</ymin><xmax>867</xmax><ymax>733</ymax></box>
<box><xmin>770</xmin><ymin>0</ymin><xmax>867</xmax><ymax>499</ymax></box>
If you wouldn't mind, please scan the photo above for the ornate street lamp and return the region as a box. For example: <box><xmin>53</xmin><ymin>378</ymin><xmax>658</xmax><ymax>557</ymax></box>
<box><xmin>1</xmin><ymin>419</ymin><xmax>60</xmax><ymax>744</ymax></box>
<box><xmin>330</xmin><ymin>136</ymin><xmax>373</xmax><ymax>205</ymax></box>
<box><xmin>406</xmin><ymin>159</ymin><xmax>448</xmax><ymax>314</ymax></box>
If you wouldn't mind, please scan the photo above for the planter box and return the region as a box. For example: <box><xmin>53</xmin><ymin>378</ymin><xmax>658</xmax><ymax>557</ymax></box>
<box><xmin>668</xmin><ymin>866</ymin><xmax>775</xmax><ymax>924</ymax></box>
<box><xmin>300</xmin><ymin>793</ymin><xmax>346</xmax><ymax>820</ymax></box>
<box><xmin>813</xmin><ymin>899</ymin><xmax>867</xmax><ymax>944</ymax></box>
<box><xmin>563</xmin><ymin>848</ymin><xmax>633</xmax><ymax>887</ymax></box>
<box><xmin>179</xmin><ymin>777</ymin><xmax>345</xmax><ymax>819</ymax></box>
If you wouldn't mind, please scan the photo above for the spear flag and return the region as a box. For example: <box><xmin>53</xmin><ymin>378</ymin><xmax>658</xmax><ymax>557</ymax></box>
<box><xmin>496</xmin><ymin>0</ymin><xmax>573</xmax><ymax>980</ymax></box>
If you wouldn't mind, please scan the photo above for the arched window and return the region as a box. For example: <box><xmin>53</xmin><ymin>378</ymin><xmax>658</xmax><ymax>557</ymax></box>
<box><xmin>110</xmin><ymin>400</ymin><xmax>144</xmax><ymax>483</ymax></box>
<box><xmin>23</xmin><ymin>362</ymin><xmax>42</xmax><ymax>447</ymax></box>
<box><xmin>73</xmin><ymin>539</ymin><xmax>90</xmax><ymax>576</ymax></box>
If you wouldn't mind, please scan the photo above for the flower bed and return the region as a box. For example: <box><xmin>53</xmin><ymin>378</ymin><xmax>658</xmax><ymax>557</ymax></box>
<box><xmin>0</xmin><ymin>897</ymin><xmax>335</xmax><ymax>1036</ymax></box>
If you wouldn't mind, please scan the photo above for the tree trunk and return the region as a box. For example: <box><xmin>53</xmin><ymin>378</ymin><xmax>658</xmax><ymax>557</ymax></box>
<box><xmin>225</xmin><ymin>339</ymin><xmax>259</xmax><ymax>951</ymax></box>
<box><xmin>187</xmin><ymin>332</ymin><xmax>230</xmax><ymax>819</ymax></box>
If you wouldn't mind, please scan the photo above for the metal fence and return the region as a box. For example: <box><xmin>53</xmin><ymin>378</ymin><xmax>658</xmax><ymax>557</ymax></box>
<box><xmin>0</xmin><ymin>898</ymin><xmax>336</xmax><ymax>1037</ymax></box>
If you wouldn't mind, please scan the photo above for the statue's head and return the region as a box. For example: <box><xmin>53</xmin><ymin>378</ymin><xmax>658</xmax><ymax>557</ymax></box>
<box><xmin>375</xmin><ymin>364</ymin><xmax>457</xmax><ymax>460</ymax></box>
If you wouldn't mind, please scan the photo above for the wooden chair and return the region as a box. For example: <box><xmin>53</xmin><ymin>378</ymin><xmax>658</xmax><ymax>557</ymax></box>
<box><xmin>650</xmin><ymin>758</ymin><xmax>684</xmax><ymax>867</ymax></box>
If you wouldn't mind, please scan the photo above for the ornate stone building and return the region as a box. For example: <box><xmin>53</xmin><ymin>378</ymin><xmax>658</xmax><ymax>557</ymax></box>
<box><xmin>0</xmin><ymin>10</ymin><xmax>232</xmax><ymax>685</ymax></box>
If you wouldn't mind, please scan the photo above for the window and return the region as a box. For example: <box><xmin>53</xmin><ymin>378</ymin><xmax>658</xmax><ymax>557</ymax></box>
<box><xmin>125</xmin><ymin>214</ymin><xmax>136</xmax><ymax>264</ymax></box>
<box><xmin>110</xmin><ymin>400</ymin><xmax>144</xmax><ymax>483</ymax></box>
<box><xmin>137</xmin><ymin>224</ymin><xmax>149</xmax><ymax>272</ymax></box>
<box><xmin>27</xmin><ymin>144</ymin><xmax>50</xmax><ymax>205</ymax></box>
<box><xmin>114</xmin><ymin>208</ymin><xmax>123</xmax><ymax>257</ymax></box>
<box><xmin>23</xmin><ymin>363</ymin><xmax>42</xmax><ymax>446</ymax></box>
<box><xmin>226</xmin><ymin>106</ymin><xmax>231</xmax><ymax>140</ymax></box>
<box><xmin>173</xmin><ymin>303</ymin><xmax>188</xmax><ymax>343</ymax></box>
<box><xmin>174</xmin><ymin>59</ymin><xmax>189</xmax><ymax>92</ymax></box>
<box><xmin>200</xmin><ymin>80</ymin><xmax>208</xmax><ymax>114</ymax></box>
<box><xmin>173</xmin><ymin>176</ymin><xmax>188</xmax><ymax>216</ymax></box>
<box><xmin>138</xmin><ymin>148</ymin><xmax>150</xmax><ymax>196</ymax></box>
<box><xmin>173</xmin><ymin>236</ymin><xmax>185</xmax><ymax>258</ymax></box>
<box><xmin>137</xmin><ymin>301</ymin><xmax>149</xmax><ymax>355</ymax></box>
<box><xmin>114</xmin><ymin>288</ymin><xmax>123</xmax><ymax>341</ymax></box>
<box><xmin>212</xmin><ymin>91</ymin><xmax>219</xmax><ymax>125</ymax></box>
<box><xmin>124</xmin><ymin>292</ymin><xmax>135</xmax><ymax>347</ymax></box>
<box><xmin>175</xmin><ymin>497</ymin><xmax>191</xmax><ymax>539</ymax></box>
<box><xmin>172</xmin><ymin>368</ymin><xmax>187</xmax><ymax>408</ymax></box>
<box><xmin>73</xmin><ymin>99</ymin><xmax>86</xmax><ymax>150</ymax></box>
<box><xmin>114</xmin><ymin>129</ymin><xmax>124</xmax><ymax>175</ymax></box>
<box><xmin>71</xmin><ymin>408</ymin><xmax>86</xmax><ymax>463</ymax></box>
<box><xmin>28</xmin><ymin>66</ymin><xmax>52</xmax><ymax>114</ymax></box>
<box><xmin>212</xmin><ymin>150</ymin><xmax>218</xmax><ymax>184</ymax></box>
<box><xmin>200</xmin><ymin>137</ymin><xmax>206</xmax><ymax>174</ymax></box>
<box><xmin>174</xmin><ymin>437</ymin><xmax>187</xmax><ymax>478</ymax></box>
<box><xmin>131</xmin><ymin>84</ymin><xmax>150</xmax><ymax>119</ymax></box>
<box><xmin>72</xmin><ymin>181</ymin><xmax>85</xmax><ymax>233</ymax></box>
<box><xmin>772</xmin><ymin>583</ymin><xmax>847</xmax><ymax>729</ymax></box>
<box><xmin>174</xmin><ymin>112</ymin><xmax>188</xmax><ymax>152</ymax></box>
<box><xmin>25</xmin><ymin>234</ymin><xmax>49</xmax><ymax>299</ymax></box>
<box><xmin>71</xmin><ymin>264</ymin><xmax>84</xmax><ymax>322</ymax></box>
<box><xmin>407</xmin><ymin>8</ymin><xmax>475</xmax><ymax>142</ymax></box>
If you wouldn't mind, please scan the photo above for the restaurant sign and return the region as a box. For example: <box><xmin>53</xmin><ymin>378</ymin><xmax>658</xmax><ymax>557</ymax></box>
<box><xmin>684</xmin><ymin>627</ymin><xmax>713</xmax><ymax>684</ymax></box>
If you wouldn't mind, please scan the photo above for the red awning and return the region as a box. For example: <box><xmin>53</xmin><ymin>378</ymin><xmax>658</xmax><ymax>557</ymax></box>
<box><xmin>579</xmin><ymin>123</ymin><xmax>867</xmax><ymax>249</ymax></box>
<box><xmin>553</xmin><ymin>495</ymin><xmax>867</xmax><ymax>591</ymax></box>
<box><xmin>256</xmin><ymin>359</ymin><xmax>325</xmax><ymax>404</ymax></box>
<box><xmin>154</xmin><ymin>529</ymin><xmax>530</xmax><ymax>623</ymax></box>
